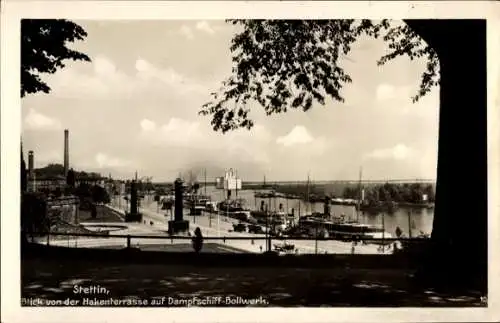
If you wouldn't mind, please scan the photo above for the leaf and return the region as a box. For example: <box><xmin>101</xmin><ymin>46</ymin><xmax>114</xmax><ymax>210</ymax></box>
<box><xmin>292</xmin><ymin>93</ymin><xmax>305</xmax><ymax>108</ymax></box>
<box><xmin>21</xmin><ymin>19</ymin><xmax>91</xmax><ymax>98</ymax></box>
<box><xmin>200</xmin><ymin>20</ymin><xmax>439</xmax><ymax>134</ymax></box>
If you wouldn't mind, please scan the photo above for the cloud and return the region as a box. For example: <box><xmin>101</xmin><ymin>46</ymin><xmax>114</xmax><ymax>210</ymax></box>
<box><xmin>224</xmin><ymin>125</ymin><xmax>273</xmax><ymax>165</ymax></box>
<box><xmin>138</xmin><ymin>118</ymin><xmax>273</xmax><ymax>166</ymax></box>
<box><xmin>418</xmin><ymin>148</ymin><xmax>438</xmax><ymax>179</ymax></box>
<box><xmin>399</xmin><ymin>90</ymin><xmax>440</xmax><ymax>119</ymax></box>
<box><xmin>179</xmin><ymin>25</ymin><xmax>194</xmax><ymax>39</ymax></box>
<box><xmin>176</xmin><ymin>21</ymin><xmax>219</xmax><ymax>41</ymax></box>
<box><xmin>249</xmin><ymin>124</ymin><xmax>272</xmax><ymax>143</ymax></box>
<box><xmin>365</xmin><ymin>144</ymin><xmax>414</xmax><ymax>160</ymax></box>
<box><xmin>140</xmin><ymin>117</ymin><xmax>203</xmax><ymax>147</ymax></box>
<box><xmin>376</xmin><ymin>83</ymin><xmax>396</xmax><ymax>101</ymax></box>
<box><xmin>94</xmin><ymin>55</ymin><xmax>117</xmax><ymax>76</ymax></box>
<box><xmin>195</xmin><ymin>21</ymin><xmax>215</xmax><ymax>35</ymax></box>
<box><xmin>275</xmin><ymin>125</ymin><xmax>328</xmax><ymax>159</ymax></box>
<box><xmin>276</xmin><ymin>125</ymin><xmax>314</xmax><ymax>147</ymax></box>
<box><xmin>134</xmin><ymin>58</ymin><xmax>208</xmax><ymax>95</ymax></box>
<box><xmin>35</xmin><ymin>150</ymin><xmax>62</xmax><ymax>166</ymax></box>
<box><xmin>140</xmin><ymin>119</ymin><xmax>156</xmax><ymax>132</ymax></box>
<box><xmin>24</xmin><ymin>109</ymin><xmax>62</xmax><ymax>131</ymax></box>
<box><xmin>160</xmin><ymin>117</ymin><xmax>201</xmax><ymax>139</ymax></box>
<box><xmin>135</xmin><ymin>58</ymin><xmax>151</xmax><ymax>73</ymax></box>
<box><xmin>46</xmin><ymin>55</ymin><xmax>131</xmax><ymax>98</ymax></box>
<box><xmin>45</xmin><ymin>55</ymin><xmax>209</xmax><ymax>99</ymax></box>
<box><xmin>224</xmin><ymin>124</ymin><xmax>272</xmax><ymax>145</ymax></box>
<box><xmin>95</xmin><ymin>153</ymin><xmax>131</xmax><ymax>169</ymax></box>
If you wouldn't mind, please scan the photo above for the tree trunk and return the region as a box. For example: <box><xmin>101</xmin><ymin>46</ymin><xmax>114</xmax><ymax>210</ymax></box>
<box><xmin>21</xmin><ymin>157</ymin><xmax>27</xmax><ymax>193</ymax></box>
<box><xmin>405</xmin><ymin>20</ymin><xmax>487</xmax><ymax>291</ymax></box>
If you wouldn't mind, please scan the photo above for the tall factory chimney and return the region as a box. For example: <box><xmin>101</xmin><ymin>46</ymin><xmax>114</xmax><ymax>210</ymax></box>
<box><xmin>28</xmin><ymin>150</ymin><xmax>34</xmax><ymax>179</ymax></box>
<box><xmin>64</xmin><ymin>129</ymin><xmax>69</xmax><ymax>177</ymax></box>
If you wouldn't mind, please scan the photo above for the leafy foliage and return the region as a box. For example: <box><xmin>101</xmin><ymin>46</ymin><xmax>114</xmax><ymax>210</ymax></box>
<box><xmin>130</xmin><ymin>181</ymin><xmax>138</xmax><ymax>215</ymax></box>
<box><xmin>21</xmin><ymin>19</ymin><xmax>91</xmax><ymax>97</ymax></box>
<box><xmin>91</xmin><ymin>204</ymin><xmax>98</xmax><ymax>218</ymax></box>
<box><xmin>343</xmin><ymin>182</ymin><xmax>435</xmax><ymax>205</ymax></box>
<box><xmin>377</xmin><ymin>21</ymin><xmax>439</xmax><ymax>102</ymax></box>
<box><xmin>66</xmin><ymin>168</ymin><xmax>76</xmax><ymax>187</ymax></box>
<box><xmin>21</xmin><ymin>193</ymin><xmax>49</xmax><ymax>234</ymax></box>
<box><xmin>91</xmin><ymin>185</ymin><xmax>111</xmax><ymax>204</ymax></box>
<box><xmin>34</xmin><ymin>163</ymin><xmax>103</xmax><ymax>181</ymax></box>
<box><xmin>200</xmin><ymin>20</ymin><xmax>439</xmax><ymax>133</ymax></box>
<box><xmin>21</xmin><ymin>148</ymin><xmax>28</xmax><ymax>192</ymax></box>
<box><xmin>34</xmin><ymin>163</ymin><xmax>66</xmax><ymax>178</ymax></box>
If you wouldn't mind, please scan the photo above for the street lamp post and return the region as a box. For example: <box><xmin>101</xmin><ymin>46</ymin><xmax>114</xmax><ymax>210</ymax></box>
<box><xmin>217</xmin><ymin>209</ymin><xmax>220</xmax><ymax>237</ymax></box>
<box><xmin>315</xmin><ymin>224</ymin><xmax>318</xmax><ymax>254</ymax></box>
<box><xmin>265</xmin><ymin>204</ymin><xmax>269</xmax><ymax>252</ymax></box>
<box><xmin>382</xmin><ymin>212</ymin><xmax>386</xmax><ymax>253</ymax></box>
<box><xmin>408</xmin><ymin>210</ymin><xmax>412</xmax><ymax>238</ymax></box>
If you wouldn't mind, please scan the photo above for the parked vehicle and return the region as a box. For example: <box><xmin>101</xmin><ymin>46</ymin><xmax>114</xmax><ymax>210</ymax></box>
<box><xmin>248</xmin><ymin>224</ymin><xmax>265</xmax><ymax>234</ymax></box>
<box><xmin>232</xmin><ymin>223</ymin><xmax>248</xmax><ymax>233</ymax></box>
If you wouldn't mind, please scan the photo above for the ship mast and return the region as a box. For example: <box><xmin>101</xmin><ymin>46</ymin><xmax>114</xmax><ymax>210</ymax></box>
<box><xmin>306</xmin><ymin>172</ymin><xmax>310</xmax><ymax>215</ymax></box>
<box><xmin>356</xmin><ymin>166</ymin><xmax>363</xmax><ymax>222</ymax></box>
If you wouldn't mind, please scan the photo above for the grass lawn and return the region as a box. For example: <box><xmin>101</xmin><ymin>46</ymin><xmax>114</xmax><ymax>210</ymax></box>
<box><xmin>95</xmin><ymin>243</ymin><xmax>248</xmax><ymax>253</ymax></box>
<box><xmin>78</xmin><ymin>205</ymin><xmax>124</xmax><ymax>223</ymax></box>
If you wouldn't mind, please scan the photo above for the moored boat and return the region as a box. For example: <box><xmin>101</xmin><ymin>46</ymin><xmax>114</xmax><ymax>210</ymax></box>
<box><xmin>357</xmin><ymin>201</ymin><xmax>398</xmax><ymax>214</ymax></box>
<box><xmin>297</xmin><ymin>216</ymin><xmax>392</xmax><ymax>242</ymax></box>
<box><xmin>331</xmin><ymin>198</ymin><xmax>358</xmax><ymax>206</ymax></box>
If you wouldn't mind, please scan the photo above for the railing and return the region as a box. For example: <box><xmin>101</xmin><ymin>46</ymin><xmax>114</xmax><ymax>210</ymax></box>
<box><xmin>25</xmin><ymin>231</ymin><xmax>429</xmax><ymax>255</ymax></box>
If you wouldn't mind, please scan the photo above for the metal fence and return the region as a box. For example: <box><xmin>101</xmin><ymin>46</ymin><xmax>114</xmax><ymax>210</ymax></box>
<box><xmin>27</xmin><ymin>231</ymin><xmax>428</xmax><ymax>255</ymax></box>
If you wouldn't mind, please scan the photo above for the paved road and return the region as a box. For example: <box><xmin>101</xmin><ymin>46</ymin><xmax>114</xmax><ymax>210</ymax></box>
<box><xmin>108</xmin><ymin>196</ymin><xmax>391</xmax><ymax>255</ymax></box>
<box><xmin>41</xmin><ymin>198</ymin><xmax>392</xmax><ymax>255</ymax></box>
<box><xmin>95</xmin><ymin>242</ymin><xmax>247</xmax><ymax>253</ymax></box>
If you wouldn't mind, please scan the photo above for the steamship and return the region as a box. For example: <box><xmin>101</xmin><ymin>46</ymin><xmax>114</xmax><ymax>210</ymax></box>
<box><xmin>298</xmin><ymin>216</ymin><xmax>392</xmax><ymax>243</ymax></box>
<box><xmin>217</xmin><ymin>199</ymin><xmax>252</xmax><ymax>222</ymax></box>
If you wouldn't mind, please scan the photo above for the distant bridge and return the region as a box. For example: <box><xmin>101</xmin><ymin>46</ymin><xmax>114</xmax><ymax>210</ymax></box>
<box><xmin>244</xmin><ymin>179</ymin><xmax>436</xmax><ymax>185</ymax></box>
<box><xmin>153</xmin><ymin>179</ymin><xmax>436</xmax><ymax>186</ymax></box>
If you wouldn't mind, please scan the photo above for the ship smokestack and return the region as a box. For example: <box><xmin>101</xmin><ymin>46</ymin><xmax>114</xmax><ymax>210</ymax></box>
<box><xmin>64</xmin><ymin>129</ymin><xmax>69</xmax><ymax>177</ymax></box>
<box><xmin>28</xmin><ymin>150</ymin><xmax>34</xmax><ymax>179</ymax></box>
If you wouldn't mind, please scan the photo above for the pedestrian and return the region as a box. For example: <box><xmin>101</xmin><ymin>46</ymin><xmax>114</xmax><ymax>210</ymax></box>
<box><xmin>395</xmin><ymin>226</ymin><xmax>402</xmax><ymax>238</ymax></box>
<box><xmin>192</xmin><ymin>227</ymin><xmax>203</xmax><ymax>253</ymax></box>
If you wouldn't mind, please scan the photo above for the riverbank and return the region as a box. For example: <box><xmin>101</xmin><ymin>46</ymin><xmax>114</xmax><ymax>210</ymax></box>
<box><xmin>250</xmin><ymin>183</ymin><xmax>436</xmax><ymax>209</ymax></box>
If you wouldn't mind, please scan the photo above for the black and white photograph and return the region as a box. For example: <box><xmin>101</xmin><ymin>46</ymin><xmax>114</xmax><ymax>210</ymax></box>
<box><xmin>1</xmin><ymin>1</ymin><xmax>499</xmax><ymax>322</ymax></box>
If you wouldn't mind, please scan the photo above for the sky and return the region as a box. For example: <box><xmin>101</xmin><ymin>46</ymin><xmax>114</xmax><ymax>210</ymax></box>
<box><xmin>21</xmin><ymin>20</ymin><xmax>439</xmax><ymax>182</ymax></box>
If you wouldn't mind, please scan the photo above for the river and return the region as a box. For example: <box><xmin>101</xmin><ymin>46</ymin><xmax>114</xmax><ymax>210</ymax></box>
<box><xmin>197</xmin><ymin>185</ymin><xmax>434</xmax><ymax>237</ymax></box>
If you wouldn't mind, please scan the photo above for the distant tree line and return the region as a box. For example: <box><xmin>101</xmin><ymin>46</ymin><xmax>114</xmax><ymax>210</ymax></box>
<box><xmin>118</xmin><ymin>179</ymin><xmax>155</xmax><ymax>195</ymax></box>
<box><xmin>74</xmin><ymin>182</ymin><xmax>110</xmax><ymax>207</ymax></box>
<box><xmin>21</xmin><ymin>161</ymin><xmax>111</xmax><ymax>221</ymax></box>
<box><xmin>33</xmin><ymin>163</ymin><xmax>103</xmax><ymax>181</ymax></box>
<box><xmin>343</xmin><ymin>183</ymin><xmax>435</xmax><ymax>205</ymax></box>
<box><xmin>21</xmin><ymin>193</ymin><xmax>49</xmax><ymax>236</ymax></box>
<box><xmin>134</xmin><ymin>180</ymin><xmax>155</xmax><ymax>193</ymax></box>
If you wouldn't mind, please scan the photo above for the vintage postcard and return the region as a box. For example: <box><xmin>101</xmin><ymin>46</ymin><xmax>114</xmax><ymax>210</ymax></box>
<box><xmin>1</xmin><ymin>1</ymin><xmax>499</xmax><ymax>322</ymax></box>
